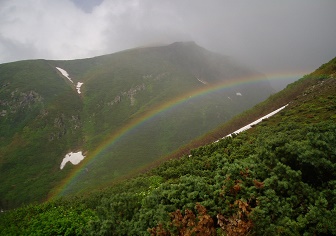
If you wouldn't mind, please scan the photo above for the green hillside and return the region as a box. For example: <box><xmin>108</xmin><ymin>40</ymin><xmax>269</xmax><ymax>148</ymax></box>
<box><xmin>0</xmin><ymin>42</ymin><xmax>274</xmax><ymax>209</ymax></box>
<box><xmin>1</xmin><ymin>57</ymin><xmax>335</xmax><ymax>235</ymax></box>
<box><xmin>0</xmin><ymin>60</ymin><xmax>84</xmax><ymax>208</ymax></box>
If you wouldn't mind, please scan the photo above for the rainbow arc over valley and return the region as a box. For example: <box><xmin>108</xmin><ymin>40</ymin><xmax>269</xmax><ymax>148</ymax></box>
<box><xmin>49</xmin><ymin>71</ymin><xmax>305</xmax><ymax>199</ymax></box>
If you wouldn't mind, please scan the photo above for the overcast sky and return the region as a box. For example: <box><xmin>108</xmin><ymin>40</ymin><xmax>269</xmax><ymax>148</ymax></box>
<box><xmin>1</xmin><ymin>0</ymin><xmax>335</xmax><ymax>87</ymax></box>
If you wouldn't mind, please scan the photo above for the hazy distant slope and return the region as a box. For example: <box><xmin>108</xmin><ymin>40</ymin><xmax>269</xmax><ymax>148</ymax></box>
<box><xmin>0</xmin><ymin>42</ymin><xmax>274</xmax><ymax>209</ymax></box>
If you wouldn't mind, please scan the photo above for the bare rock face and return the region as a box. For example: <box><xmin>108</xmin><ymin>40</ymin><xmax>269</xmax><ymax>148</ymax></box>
<box><xmin>0</xmin><ymin>89</ymin><xmax>43</xmax><ymax>117</ymax></box>
<box><xmin>48</xmin><ymin>114</ymin><xmax>82</xmax><ymax>141</ymax></box>
<box><xmin>126</xmin><ymin>83</ymin><xmax>146</xmax><ymax>106</ymax></box>
<box><xmin>108</xmin><ymin>83</ymin><xmax>146</xmax><ymax>107</ymax></box>
<box><xmin>108</xmin><ymin>95</ymin><xmax>121</xmax><ymax>106</ymax></box>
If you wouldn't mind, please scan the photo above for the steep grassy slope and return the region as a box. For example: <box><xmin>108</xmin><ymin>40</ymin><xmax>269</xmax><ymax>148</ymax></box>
<box><xmin>0</xmin><ymin>60</ymin><xmax>84</xmax><ymax>208</ymax></box>
<box><xmin>0</xmin><ymin>42</ymin><xmax>274</xmax><ymax>209</ymax></box>
<box><xmin>1</xmin><ymin>58</ymin><xmax>335</xmax><ymax>235</ymax></box>
<box><xmin>160</xmin><ymin>57</ymin><xmax>336</xmax><ymax>162</ymax></box>
<box><xmin>49</xmin><ymin>42</ymin><xmax>274</xmax><ymax>195</ymax></box>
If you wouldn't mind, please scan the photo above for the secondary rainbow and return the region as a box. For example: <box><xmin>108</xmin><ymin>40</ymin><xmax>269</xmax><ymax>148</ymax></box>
<box><xmin>49</xmin><ymin>71</ymin><xmax>304</xmax><ymax>199</ymax></box>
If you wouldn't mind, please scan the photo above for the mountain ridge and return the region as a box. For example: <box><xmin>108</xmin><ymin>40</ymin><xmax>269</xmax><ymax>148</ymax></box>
<box><xmin>0</xmin><ymin>42</ymin><xmax>274</xmax><ymax>209</ymax></box>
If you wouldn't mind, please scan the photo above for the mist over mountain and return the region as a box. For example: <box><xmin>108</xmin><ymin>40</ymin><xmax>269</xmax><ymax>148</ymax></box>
<box><xmin>0</xmin><ymin>42</ymin><xmax>274</xmax><ymax>209</ymax></box>
<box><xmin>1</xmin><ymin>0</ymin><xmax>335</xmax><ymax>91</ymax></box>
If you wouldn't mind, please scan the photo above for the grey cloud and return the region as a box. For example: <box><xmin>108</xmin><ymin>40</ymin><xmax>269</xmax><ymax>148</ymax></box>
<box><xmin>70</xmin><ymin>0</ymin><xmax>104</xmax><ymax>13</ymax></box>
<box><xmin>0</xmin><ymin>0</ymin><xmax>335</xmax><ymax>89</ymax></box>
<box><xmin>0</xmin><ymin>35</ymin><xmax>40</xmax><ymax>63</ymax></box>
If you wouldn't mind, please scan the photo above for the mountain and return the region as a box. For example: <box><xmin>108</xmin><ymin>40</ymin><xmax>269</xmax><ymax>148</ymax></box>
<box><xmin>0</xmin><ymin>42</ymin><xmax>274</xmax><ymax>209</ymax></box>
<box><xmin>1</xmin><ymin>56</ymin><xmax>335</xmax><ymax>235</ymax></box>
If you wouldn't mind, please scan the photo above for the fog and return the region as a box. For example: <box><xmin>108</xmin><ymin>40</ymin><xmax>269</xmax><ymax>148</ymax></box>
<box><xmin>1</xmin><ymin>0</ymin><xmax>335</xmax><ymax>89</ymax></box>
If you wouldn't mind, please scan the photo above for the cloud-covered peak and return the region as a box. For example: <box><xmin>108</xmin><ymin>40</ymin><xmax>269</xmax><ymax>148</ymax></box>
<box><xmin>0</xmin><ymin>0</ymin><xmax>335</xmax><ymax>90</ymax></box>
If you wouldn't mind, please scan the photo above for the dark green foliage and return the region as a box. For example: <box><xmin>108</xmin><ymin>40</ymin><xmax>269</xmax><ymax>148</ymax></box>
<box><xmin>1</xmin><ymin>54</ymin><xmax>336</xmax><ymax>235</ymax></box>
<box><xmin>2</xmin><ymin>67</ymin><xmax>336</xmax><ymax>235</ymax></box>
<box><xmin>0</xmin><ymin>42</ymin><xmax>274</xmax><ymax>208</ymax></box>
<box><xmin>0</xmin><ymin>200</ymin><xmax>97</xmax><ymax>235</ymax></box>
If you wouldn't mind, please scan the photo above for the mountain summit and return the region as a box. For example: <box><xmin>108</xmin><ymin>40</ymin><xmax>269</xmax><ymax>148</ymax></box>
<box><xmin>0</xmin><ymin>42</ymin><xmax>274</xmax><ymax>208</ymax></box>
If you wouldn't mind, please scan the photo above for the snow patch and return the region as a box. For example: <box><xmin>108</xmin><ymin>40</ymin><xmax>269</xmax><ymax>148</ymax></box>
<box><xmin>236</xmin><ymin>92</ymin><xmax>242</xmax><ymax>96</ymax></box>
<box><xmin>56</xmin><ymin>67</ymin><xmax>73</xmax><ymax>83</ymax></box>
<box><xmin>213</xmin><ymin>105</ymin><xmax>288</xmax><ymax>143</ymax></box>
<box><xmin>56</xmin><ymin>67</ymin><xmax>84</xmax><ymax>94</ymax></box>
<box><xmin>196</xmin><ymin>77</ymin><xmax>207</xmax><ymax>85</ymax></box>
<box><xmin>76</xmin><ymin>82</ymin><xmax>83</xmax><ymax>94</ymax></box>
<box><xmin>60</xmin><ymin>151</ymin><xmax>85</xmax><ymax>170</ymax></box>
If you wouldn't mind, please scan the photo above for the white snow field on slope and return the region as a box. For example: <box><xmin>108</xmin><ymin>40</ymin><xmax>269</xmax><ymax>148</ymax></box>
<box><xmin>213</xmin><ymin>104</ymin><xmax>288</xmax><ymax>143</ymax></box>
<box><xmin>56</xmin><ymin>67</ymin><xmax>73</xmax><ymax>83</ymax></box>
<box><xmin>60</xmin><ymin>151</ymin><xmax>86</xmax><ymax>170</ymax></box>
<box><xmin>56</xmin><ymin>67</ymin><xmax>84</xmax><ymax>94</ymax></box>
<box><xmin>76</xmin><ymin>82</ymin><xmax>83</xmax><ymax>94</ymax></box>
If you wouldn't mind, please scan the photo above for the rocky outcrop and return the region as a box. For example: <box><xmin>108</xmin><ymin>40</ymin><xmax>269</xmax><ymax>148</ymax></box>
<box><xmin>142</xmin><ymin>72</ymin><xmax>168</xmax><ymax>81</ymax></box>
<box><xmin>0</xmin><ymin>89</ymin><xmax>43</xmax><ymax>117</ymax></box>
<box><xmin>108</xmin><ymin>83</ymin><xmax>146</xmax><ymax>107</ymax></box>
<box><xmin>49</xmin><ymin>114</ymin><xmax>81</xmax><ymax>141</ymax></box>
<box><xmin>108</xmin><ymin>95</ymin><xmax>121</xmax><ymax>106</ymax></box>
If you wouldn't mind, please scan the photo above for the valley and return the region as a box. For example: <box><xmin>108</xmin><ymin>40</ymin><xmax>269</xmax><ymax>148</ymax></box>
<box><xmin>0</xmin><ymin>42</ymin><xmax>274</xmax><ymax>209</ymax></box>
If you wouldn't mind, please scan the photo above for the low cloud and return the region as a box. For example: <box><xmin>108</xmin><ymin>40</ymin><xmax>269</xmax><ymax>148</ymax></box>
<box><xmin>1</xmin><ymin>0</ymin><xmax>335</xmax><ymax>87</ymax></box>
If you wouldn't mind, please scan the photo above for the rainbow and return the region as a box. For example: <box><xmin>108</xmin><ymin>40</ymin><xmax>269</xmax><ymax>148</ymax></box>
<box><xmin>48</xmin><ymin>71</ymin><xmax>305</xmax><ymax>200</ymax></box>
